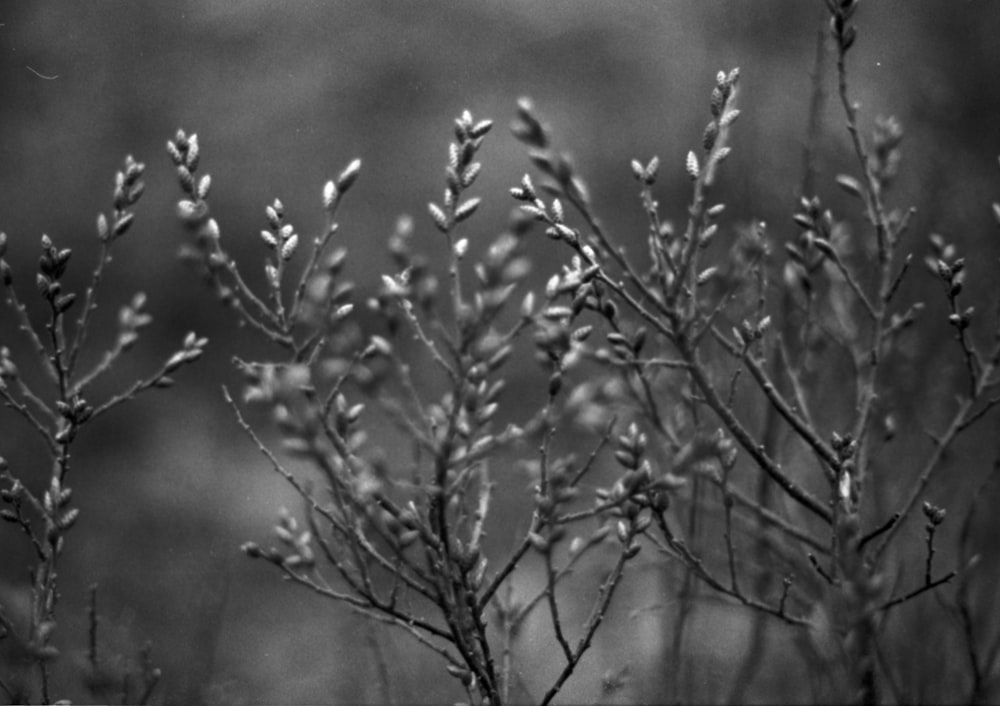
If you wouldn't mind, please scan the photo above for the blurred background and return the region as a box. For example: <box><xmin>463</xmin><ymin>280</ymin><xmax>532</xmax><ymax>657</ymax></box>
<box><xmin>2</xmin><ymin>1</ymin><xmax>1000</xmax><ymax>703</ymax></box>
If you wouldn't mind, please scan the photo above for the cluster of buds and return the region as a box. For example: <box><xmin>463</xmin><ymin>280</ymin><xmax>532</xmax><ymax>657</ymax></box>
<box><xmin>272</xmin><ymin>509</ymin><xmax>315</xmax><ymax>568</ymax></box>
<box><xmin>242</xmin><ymin>508</ymin><xmax>315</xmax><ymax>569</ymax></box>
<box><xmin>927</xmin><ymin>234</ymin><xmax>975</xmax><ymax>332</ymax></box>
<box><xmin>242</xmin><ymin>363</ymin><xmax>334</xmax><ymax>456</ymax></box>
<box><xmin>704</xmin><ymin>69</ymin><xmax>740</xmax><ymax>153</ymax></box>
<box><xmin>563</xmin><ymin>377</ymin><xmax>625</xmax><ymax>433</ymax></box>
<box><xmin>301</xmin><ymin>249</ymin><xmax>356</xmax><ymax>335</ymax></box>
<box><xmin>100</xmin><ymin>154</ymin><xmax>146</xmax><ymax>243</ymax></box>
<box><xmin>260</xmin><ymin>199</ymin><xmax>300</xmax><ymax>263</ymax></box>
<box><xmin>455</xmin><ymin>231</ymin><xmax>533</xmax><ymax>348</ymax></box>
<box><xmin>785</xmin><ymin>194</ymin><xmax>852</xmax><ymax>297</ymax></box>
<box><xmin>527</xmin><ymin>250</ymin><xmax>606</xmax><ymax>396</ymax></box>
<box><xmin>672</xmin><ymin>430</ymin><xmax>736</xmax><ymax>478</ymax></box>
<box><xmin>870</xmin><ymin>115</ymin><xmax>904</xmax><ymax>187</ymax></box>
<box><xmin>522</xmin><ymin>275</ymin><xmax>587</xmax><ymax>397</ymax></box>
<box><xmin>329</xmin><ymin>391</ymin><xmax>366</xmax><ymax>444</ymax></box>
<box><xmin>598</xmin><ymin>422</ymin><xmax>686</xmax><ymax>528</ymax></box>
<box><xmin>426</xmin><ymin>386</ymin><xmax>523</xmax><ymax>473</ymax></box>
<box><xmin>532</xmin><ymin>308</ymin><xmax>589</xmax><ymax>398</ymax></box>
<box><xmin>709</xmin><ymin>69</ymin><xmax>740</xmax><ymax>129</ymax></box>
<box><xmin>165</xmin><ymin>331</ymin><xmax>208</xmax><ymax>373</ymax></box>
<box><xmin>36</xmin><ymin>234</ymin><xmax>76</xmax><ymax>315</ymax></box>
<box><xmin>542</xmin><ymin>253</ymin><xmax>603</xmax><ymax>315</ymax></box>
<box><xmin>166</xmin><ymin>130</ymin><xmax>207</xmax><ymax>202</ymax></box>
<box><xmin>54</xmin><ymin>394</ymin><xmax>93</xmax><ymax>444</ymax></box>
<box><xmin>379</xmin><ymin>503</ymin><xmax>424</xmax><ymax>550</ymax></box>
<box><xmin>689</xmin><ymin>68</ymin><xmax>739</xmax><ymax>187</ymax></box>
<box><xmin>382</xmin><ymin>215</ymin><xmax>438</xmax><ymax>317</ymax></box>
<box><xmin>0</xmin><ymin>459</ymin><xmax>28</xmax><ymax>527</ymax></box>
<box><xmin>826</xmin><ymin>0</ymin><xmax>860</xmax><ymax>52</ymax></box>
<box><xmin>630</xmin><ymin>155</ymin><xmax>660</xmax><ymax>187</ymax></box>
<box><xmin>604</xmin><ymin>424</ymin><xmax>663</xmax><ymax>560</ymax></box>
<box><xmin>169</xmin><ymin>130</ymin><xmax>216</xmax><ymax>247</ymax></box>
<box><xmin>527</xmin><ymin>451</ymin><xmax>621</xmax><ymax>558</ymax></box>
<box><xmin>790</xmin><ymin>195</ymin><xmax>840</xmax><ymax>266</ymax></box>
<box><xmin>511</xmin><ymin>175</ymin><xmax>580</xmax><ymax>246</ymax></box>
<box><xmin>531</xmin><ymin>456</ymin><xmax>580</xmax><ymax>528</ymax></box>
<box><xmin>116</xmin><ymin>292</ymin><xmax>152</xmax><ymax>352</ymax></box>
<box><xmin>732</xmin><ymin>315</ymin><xmax>772</xmax><ymax>349</ymax></box>
<box><xmin>599</xmin><ymin>327</ymin><xmax>647</xmax><ymax>367</ymax></box>
<box><xmin>934</xmin><ymin>255</ymin><xmax>965</xmax><ymax>299</ymax></box>
<box><xmin>471</xmin><ymin>228</ymin><xmax>532</xmax><ymax>321</ymax></box>
<box><xmin>510</xmin><ymin>97</ymin><xmax>591</xmax><ymax>208</ymax></box>
<box><xmin>312</xmin><ymin>160</ymin><xmax>362</xmax><ymax>331</ymax></box>
<box><xmin>922</xmin><ymin>501</ymin><xmax>946</xmax><ymax>528</ymax></box>
<box><xmin>510</xmin><ymin>97</ymin><xmax>549</xmax><ymax>150</ymax></box>
<box><xmin>612</xmin><ymin>423</ymin><xmax>653</xmax><ymax>494</ymax></box>
<box><xmin>42</xmin><ymin>474</ymin><xmax>79</xmax><ymax>548</ymax></box>
<box><xmin>322</xmin><ymin>158</ymin><xmax>361</xmax><ymax>214</ymax></box>
<box><xmin>451</xmin><ymin>535</ymin><xmax>489</xmax><ymax>594</ymax></box>
<box><xmin>427</xmin><ymin>109</ymin><xmax>491</xmax><ymax>234</ymax></box>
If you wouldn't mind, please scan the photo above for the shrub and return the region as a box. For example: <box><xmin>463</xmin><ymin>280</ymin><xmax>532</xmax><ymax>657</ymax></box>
<box><xmin>3</xmin><ymin>1</ymin><xmax>999</xmax><ymax>704</ymax></box>
<box><xmin>166</xmin><ymin>2</ymin><xmax>1000</xmax><ymax>704</ymax></box>
<box><xmin>0</xmin><ymin>158</ymin><xmax>204</xmax><ymax>704</ymax></box>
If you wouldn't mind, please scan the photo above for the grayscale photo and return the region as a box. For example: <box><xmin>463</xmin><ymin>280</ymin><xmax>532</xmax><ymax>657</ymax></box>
<box><xmin>1</xmin><ymin>2</ymin><xmax>999</xmax><ymax>703</ymax></box>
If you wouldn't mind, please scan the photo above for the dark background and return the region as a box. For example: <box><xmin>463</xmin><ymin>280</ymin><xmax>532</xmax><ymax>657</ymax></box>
<box><xmin>2</xmin><ymin>2</ymin><xmax>1000</xmax><ymax>703</ymax></box>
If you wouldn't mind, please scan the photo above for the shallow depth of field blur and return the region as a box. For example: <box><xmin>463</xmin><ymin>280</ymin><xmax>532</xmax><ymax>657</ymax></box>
<box><xmin>2</xmin><ymin>2</ymin><xmax>1000</xmax><ymax>703</ymax></box>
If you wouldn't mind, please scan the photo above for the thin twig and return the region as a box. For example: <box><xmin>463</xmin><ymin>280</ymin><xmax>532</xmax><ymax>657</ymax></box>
<box><xmin>3</xmin><ymin>278</ymin><xmax>58</xmax><ymax>381</ymax></box>
<box><xmin>874</xmin><ymin>342</ymin><xmax>1000</xmax><ymax>558</ymax></box>
<box><xmin>678</xmin><ymin>335</ymin><xmax>832</xmax><ymax>522</ymax></box>
<box><xmin>879</xmin><ymin>571</ymin><xmax>956</xmax><ymax>612</ymax></box>
<box><xmin>539</xmin><ymin>545</ymin><xmax>633</xmax><ymax>706</ymax></box>
<box><xmin>68</xmin><ymin>241</ymin><xmax>113</xmax><ymax>374</ymax></box>
<box><xmin>652</xmin><ymin>513</ymin><xmax>812</xmax><ymax>627</ymax></box>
